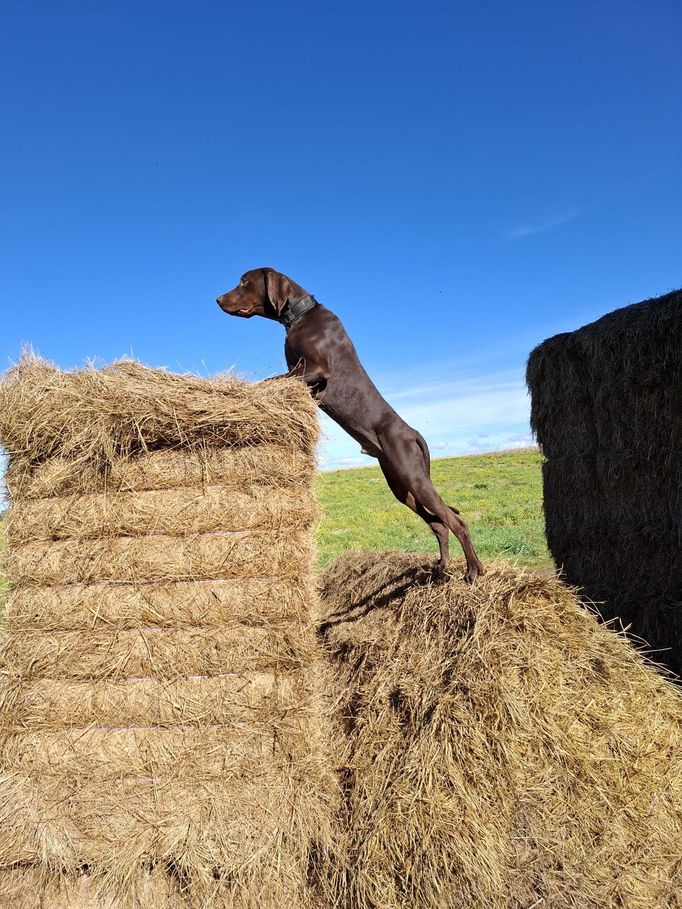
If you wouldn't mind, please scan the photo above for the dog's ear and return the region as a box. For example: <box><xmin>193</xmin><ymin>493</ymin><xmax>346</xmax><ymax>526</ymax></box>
<box><xmin>263</xmin><ymin>269</ymin><xmax>293</xmax><ymax>315</ymax></box>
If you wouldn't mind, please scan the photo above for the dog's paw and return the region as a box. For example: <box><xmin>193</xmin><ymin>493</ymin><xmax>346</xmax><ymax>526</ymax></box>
<box><xmin>431</xmin><ymin>561</ymin><xmax>448</xmax><ymax>584</ymax></box>
<box><xmin>464</xmin><ymin>563</ymin><xmax>485</xmax><ymax>585</ymax></box>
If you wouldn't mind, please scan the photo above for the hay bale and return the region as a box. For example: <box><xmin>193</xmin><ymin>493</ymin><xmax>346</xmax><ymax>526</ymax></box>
<box><xmin>0</xmin><ymin>865</ymin><xmax>185</xmax><ymax>909</ymax></box>
<box><xmin>319</xmin><ymin>550</ymin><xmax>682</xmax><ymax>909</ymax></box>
<box><xmin>526</xmin><ymin>288</ymin><xmax>682</xmax><ymax>673</ymax></box>
<box><xmin>0</xmin><ymin>354</ymin><xmax>335</xmax><ymax>908</ymax></box>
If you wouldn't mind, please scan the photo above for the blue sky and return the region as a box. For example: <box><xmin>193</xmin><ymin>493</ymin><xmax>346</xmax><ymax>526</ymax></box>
<box><xmin>1</xmin><ymin>1</ymin><xmax>680</xmax><ymax>470</ymax></box>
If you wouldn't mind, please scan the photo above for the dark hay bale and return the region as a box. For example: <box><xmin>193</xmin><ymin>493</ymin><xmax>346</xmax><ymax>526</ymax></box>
<box><xmin>0</xmin><ymin>354</ymin><xmax>336</xmax><ymax>909</ymax></box>
<box><xmin>319</xmin><ymin>550</ymin><xmax>682</xmax><ymax>909</ymax></box>
<box><xmin>526</xmin><ymin>288</ymin><xmax>682</xmax><ymax>674</ymax></box>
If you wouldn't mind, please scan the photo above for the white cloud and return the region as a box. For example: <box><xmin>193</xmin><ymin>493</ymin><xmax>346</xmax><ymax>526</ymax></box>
<box><xmin>505</xmin><ymin>208</ymin><xmax>579</xmax><ymax>240</ymax></box>
<box><xmin>317</xmin><ymin>366</ymin><xmax>533</xmax><ymax>470</ymax></box>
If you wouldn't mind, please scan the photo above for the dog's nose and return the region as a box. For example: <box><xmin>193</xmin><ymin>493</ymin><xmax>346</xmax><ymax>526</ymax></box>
<box><xmin>216</xmin><ymin>297</ymin><xmax>223</xmax><ymax>306</ymax></box>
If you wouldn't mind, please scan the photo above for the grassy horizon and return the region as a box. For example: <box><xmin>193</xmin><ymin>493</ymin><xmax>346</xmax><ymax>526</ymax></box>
<box><xmin>315</xmin><ymin>447</ymin><xmax>550</xmax><ymax>569</ymax></box>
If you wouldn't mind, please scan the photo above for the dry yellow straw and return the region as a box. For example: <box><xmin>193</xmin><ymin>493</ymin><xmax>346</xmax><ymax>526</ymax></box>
<box><xmin>0</xmin><ymin>354</ymin><xmax>336</xmax><ymax>909</ymax></box>
<box><xmin>319</xmin><ymin>550</ymin><xmax>682</xmax><ymax>909</ymax></box>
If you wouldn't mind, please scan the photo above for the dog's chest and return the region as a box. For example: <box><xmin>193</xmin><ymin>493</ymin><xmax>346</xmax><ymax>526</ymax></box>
<box><xmin>283</xmin><ymin>330</ymin><xmax>312</xmax><ymax>369</ymax></box>
<box><xmin>284</xmin><ymin>338</ymin><xmax>299</xmax><ymax>369</ymax></box>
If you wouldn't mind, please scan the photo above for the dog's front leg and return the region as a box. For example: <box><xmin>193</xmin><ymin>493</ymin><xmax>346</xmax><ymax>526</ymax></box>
<box><xmin>260</xmin><ymin>357</ymin><xmax>306</xmax><ymax>383</ymax></box>
<box><xmin>261</xmin><ymin>358</ymin><xmax>328</xmax><ymax>388</ymax></box>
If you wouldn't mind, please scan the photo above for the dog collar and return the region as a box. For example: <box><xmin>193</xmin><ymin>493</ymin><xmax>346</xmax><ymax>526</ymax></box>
<box><xmin>280</xmin><ymin>294</ymin><xmax>318</xmax><ymax>328</ymax></box>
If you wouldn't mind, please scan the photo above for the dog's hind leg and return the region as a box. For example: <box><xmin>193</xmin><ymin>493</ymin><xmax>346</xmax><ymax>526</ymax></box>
<box><xmin>378</xmin><ymin>428</ymin><xmax>484</xmax><ymax>583</ymax></box>
<box><xmin>416</xmin><ymin>432</ymin><xmax>459</xmax><ymax>515</ymax></box>
<box><xmin>378</xmin><ymin>455</ymin><xmax>451</xmax><ymax>577</ymax></box>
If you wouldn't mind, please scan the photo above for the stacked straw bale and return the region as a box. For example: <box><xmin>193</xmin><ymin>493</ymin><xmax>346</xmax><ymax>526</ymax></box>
<box><xmin>0</xmin><ymin>355</ymin><xmax>336</xmax><ymax>909</ymax></box>
<box><xmin>319</xmin><ymin>550</ymin><xmax>682</xmax><ymax>909</ymax></box>
<box><xmin>526</xmin><ymin>288</ymin><xmax>681</xmax><ymax>674</ymax></box>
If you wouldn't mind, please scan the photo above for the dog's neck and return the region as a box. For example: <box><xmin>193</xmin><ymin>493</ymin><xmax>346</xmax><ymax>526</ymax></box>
<box><xmin>279</xmin><ymin>294</ymin><xmax>318</xmax><ymax>329</ymax></box>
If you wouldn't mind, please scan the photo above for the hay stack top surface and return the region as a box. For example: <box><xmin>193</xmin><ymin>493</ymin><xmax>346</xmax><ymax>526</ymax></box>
<box><xmin>526</xmin><ymin>286</ymin><xmax>681</xmax><ymax>458</ymax></box>
<box><xmin>320</xmin><ymin>550</ymin><xmax>682</xmax><ymax>909</ymax></box>
<box><xmin>0</xmin><ymin>353</ymin><xmax>319</xmax><ymax>471</ymax></box>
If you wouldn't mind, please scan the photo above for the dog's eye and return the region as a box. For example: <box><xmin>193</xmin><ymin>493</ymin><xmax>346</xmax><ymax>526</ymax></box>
<box><xmin>240</xmin><ymin>277</ymin><xmax>248</xmax><ymax>286</ymax></box>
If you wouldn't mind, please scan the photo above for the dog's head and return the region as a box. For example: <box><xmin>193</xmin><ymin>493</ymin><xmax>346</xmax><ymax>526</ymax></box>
<box><xmin>216</xmin><ymin>267</ymin><xmax>295</xmax><ymax>320</ymax></box>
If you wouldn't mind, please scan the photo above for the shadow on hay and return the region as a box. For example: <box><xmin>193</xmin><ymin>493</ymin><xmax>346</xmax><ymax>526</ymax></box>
<box><xmin>317</xmin><ymin>562</ymin><xmax>436</xmax><ymax>636</ymax></box>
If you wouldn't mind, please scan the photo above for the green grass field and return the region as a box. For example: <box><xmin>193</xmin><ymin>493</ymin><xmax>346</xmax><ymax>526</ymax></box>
<box><xmin>315</xmin><ymin>448</ymin><xmax>550</xmax><ymax>569</ymax></box>
<box><xmin>0</xmin><ymin>448</ymin><xmax>551</xmax><ymax>621</ymax></box>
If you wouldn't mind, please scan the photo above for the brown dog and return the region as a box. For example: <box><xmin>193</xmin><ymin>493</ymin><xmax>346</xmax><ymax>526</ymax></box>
<box><xmin>217</xmin><ymin>267</ymin><xmax>484</xmax><ymax>582</ymax></box>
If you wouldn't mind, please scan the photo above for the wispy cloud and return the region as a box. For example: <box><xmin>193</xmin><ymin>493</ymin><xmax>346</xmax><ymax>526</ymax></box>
<box><xmin>318</xmin><ymin>366</ymin><xmax>533</xmax><ymax>471</ymax></box>
<box><xmin>505</xmin><ymin>208</ymin><xmax>579</xmax><ymax>240</ymax></box>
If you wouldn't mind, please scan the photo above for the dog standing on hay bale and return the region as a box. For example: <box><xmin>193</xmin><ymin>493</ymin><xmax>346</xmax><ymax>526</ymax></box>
<box><xmin>217</xmin><ymin>266</ymin><xmax>485</xmax><ymax>584</ymax></box>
